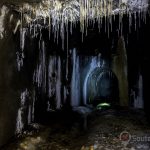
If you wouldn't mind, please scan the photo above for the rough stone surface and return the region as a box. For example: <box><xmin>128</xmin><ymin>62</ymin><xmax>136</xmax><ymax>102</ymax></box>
<box><xmin>112</xmin><ymin>37</ymin><xmax>129</xmax><ymax>106</ymax></box>
<box><xmin>3</xmin><ymin>109</ymin><xmax>150</xmax><ymax>150</ymax></box>
<box><xmin>0</xmin><ymin>23</ymin><xmax>19</xmax><ymax>147</ymax></box>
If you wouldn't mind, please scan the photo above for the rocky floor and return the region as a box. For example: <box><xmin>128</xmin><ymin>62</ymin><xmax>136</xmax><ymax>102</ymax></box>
<box><xmin>2</xmin><ymin>109</ymin><xmax>150</xmax><ymax>150</ymax></box>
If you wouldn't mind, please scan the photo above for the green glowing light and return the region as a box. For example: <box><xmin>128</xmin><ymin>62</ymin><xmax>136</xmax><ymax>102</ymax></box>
<box><xmin>96</xmin><ymin>103</ymin><xmax>111</xmax><ymax>110</ymax></box>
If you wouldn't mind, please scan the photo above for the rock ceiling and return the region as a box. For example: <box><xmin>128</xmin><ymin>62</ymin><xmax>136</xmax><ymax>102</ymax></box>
<box><xmin>0</xmin><ymin>0</ymin><xmax>149</xmax><ymax>42</ymax></box>
<box><xmin>8</xmin><ymin>0</ymin><xmax>149</xmax><ymax>21</ymax></box>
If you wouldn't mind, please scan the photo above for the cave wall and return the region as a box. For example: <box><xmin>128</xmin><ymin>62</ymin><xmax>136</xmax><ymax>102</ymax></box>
<box><xmin>0</xmin><ymin>22</ymin><xmax>19</xmax><ymax>147</ymax></box>
<box><xmin>0</xmin><ymin>6</ymin><xmax>34</xmax><ymax>147</ymax></box>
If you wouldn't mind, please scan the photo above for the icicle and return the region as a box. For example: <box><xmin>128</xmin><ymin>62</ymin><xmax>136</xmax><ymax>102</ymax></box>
<box><xmin>32</xmin><ymin>89</ymin><xmax>36</xmax><ymax>122</ymax></box>
<box><xmin>107</xmin><ymin>17</ymin><xmax>110</xmax><ymax>38</ymax></box>
<box><xmin>120</xmin><ymin>15</ymin><xmax>123</xmax><ymax>36</ymax></box>
<box><xmin>71</xmin><ymin>48</ymin><xmax>80</xmax><ymax>106</ymax></box>
<box><xmin>70</xmin><ymin>16</ymin><xmax>73</xmax><ymax>35</ymax></box>
<box><xmin>42</xmin><ymin>41</ymin><xmax>47</xmax><ymax>92</ymax></box>
<box><xmin>20</xmin><ymin>28</ymin><xmax>26</xmax><ymax>51</ymax></box>
<box><xmin>16</xmin><ymin>27</ymin><xmax>26</xmax><ymax>71</ymax></box>
<box><xmin>16</xmin><ymin>89</ymin><xmax>29</xmax><ymax>134</ymax></box>
<box><xmin>13</xmin><ymin>0</ymin><xmax>148</xmax><ymax>50</ymax></box>
<box><xmin>66</xmin><ymin>58</ymin><xmax>68</xmax><ymax>81</ymax></box>
<box><xmin>138</xmin><ymin>9</ymin><xmax>141</xmax><ymax>28</ymax></box>
<box><xmin>61</xmin><ymin>19</ymin><xmax>65</xmax><ymax>50</ymax></box>
<box><xmin>49</xmin><ymin>14</ymin><xmax>51</xmax><ymax>39</ymax></box>
<box><xmin>28</xmin><ymin>105</ymin><xmax>32</xmax><ymax>124</ymax></box>
<box><xmin>13</xmin><ymin>20</ymin><xmax>21</xmax><ymax>34</ymax></box>
<box><xmin>63</xmin><ymin>86</ymin><xmax>67</xmax><ymax>104</ymax></box>
<box><xmin>66</xmin><ymin>21</ymin><xmax>69</xmax><ymax>52</ymax></box>
<box><xmin>20</xmin><ymin>6</ymin><xmax>23</xmax><ymax>43</ymax></box>
<box><xmin>48</xmin><ymin>56</ymin><xmax>56</xmax><ymax>98</ymax></box>
<box><xmin>16</xmin><ymin>109</ymin><xmax>23</xmax><ymax>134</ymax></box>
<box><xmin>134</xmin><ymin>12</ymin><xmax>137</xmax><ymax>31</ymax></box>
<box><xmin>129</xmin><ymin>12</ymin><xmax>132</xmax><ymax>33</ymax></box>
<box><xmin>33</xmin><ymin>40</ymin><xmax>46</xmax><ymax>91</ymax></box>
<box><xmin>134</xmin><ymin>74</ymin><xmax>144</xmax><ymax>109</ymax></box>
<box><xmin>56</xmin><ymin>57</ymin><xmax>62</xmax><ymax>109</ymax></box>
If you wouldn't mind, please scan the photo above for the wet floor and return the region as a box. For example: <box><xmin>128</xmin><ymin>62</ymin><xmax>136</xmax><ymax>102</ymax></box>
<box><xmin>2</xmin><ymin>109</ymin><xmax>150</xmax><ymax>150</ymax></box>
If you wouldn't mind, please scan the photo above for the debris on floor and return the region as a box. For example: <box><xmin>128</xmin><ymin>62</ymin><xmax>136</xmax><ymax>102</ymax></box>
<box><xmin>3</xmin><ymin>109</ymin><xmax>150</xmax><ymax>150</ymax></box>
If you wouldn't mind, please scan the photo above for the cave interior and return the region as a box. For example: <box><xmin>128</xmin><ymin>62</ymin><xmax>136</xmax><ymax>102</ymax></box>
<box><xmin>0</xmin><ymin>0</ymin><xmax>150</xmax><ymax>149</ymax></box>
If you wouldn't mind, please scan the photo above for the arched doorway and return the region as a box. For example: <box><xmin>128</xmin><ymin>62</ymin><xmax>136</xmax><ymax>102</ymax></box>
<box><xmin>86</xmin><ymin>67</ymin><xmax>119</xmax><ymax>106</ymax></box>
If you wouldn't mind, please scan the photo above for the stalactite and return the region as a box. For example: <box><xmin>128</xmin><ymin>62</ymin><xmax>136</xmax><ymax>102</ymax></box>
<box><xmin>28</xmin><ymin>105</ymin><xmax>32</xmax><ymax>124</ymax></box>
<box><xmin>71</xmin><ymin>49</ymin><xmax>80</xmax><ymax>106</ymax></box>
<box><xmin>63</xmin><ymin>86</ymin><xmax>67</xmax><ymax>104</ymax></box>
<box><xmin>16</xmin><ymin>89</ymin><xmax>29</xmax><ymax>134</ymax></box>
<box><xmin>32</xmin><ymin>89</ymin><xmax>36</xmax><ymax>122</ymax></box>
<box><xmin>13</xmin><ymin>20</ymin><xmax>21</xmax><ymax>34</ymax></box>
<box><xmin>16</xmin><ymin>27</ymin><xmax>27</xmax><ymax>71</ymax></box>
<box><xmin>20</xmin><ymin>28</ymin><xmax>26</xmax><ymax>51</ymax></box>
<box><xmin>56</xmin><ymin>57</ymin><xmax>62</xmax><ymax>109</ymax></box>
<box><xmin>48</xmin><ymin>56</ymin><xmax>56</xmax><ymax>98</ymax></box>
<box><xmin>134</xmin><ymin>74</ymin><xmax>144</xmax><ymax>108</ymax></box>
<box><xmin>33</xmin><ymin>40</ymin><xmax>46</xmax><ymax>92</ymax></box>
<box><xmin>10</xmin><ymin>0</ymin><xmax>148</xmax><ymax>50</ymax></box>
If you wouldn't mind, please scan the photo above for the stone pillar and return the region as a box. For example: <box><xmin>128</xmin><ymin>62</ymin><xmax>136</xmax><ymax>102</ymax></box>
<box><xmin>112</xmin><ymin>36</ymin><xmax>129</xmax><ymax>106</ymax></box>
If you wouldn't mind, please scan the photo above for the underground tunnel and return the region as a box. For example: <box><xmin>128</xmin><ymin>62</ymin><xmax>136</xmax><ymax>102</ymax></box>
<box><xmin>0</xmin><ymin>0</ymin><xmax>150</xmax><ymax>149</ymax></box>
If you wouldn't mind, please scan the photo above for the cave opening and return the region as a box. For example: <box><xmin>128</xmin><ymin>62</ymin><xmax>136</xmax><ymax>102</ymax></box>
<box><xmin>86</xmin><ymin>67</ymin><xmax>119</xmax><ymax>107</ymax></box>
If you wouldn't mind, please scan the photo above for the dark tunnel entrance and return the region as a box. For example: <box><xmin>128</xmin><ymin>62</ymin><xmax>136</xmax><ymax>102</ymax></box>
<box><xmin>86</xmin><ymin>67</ymin><xmax>119</xmax><ymax>106</ymax></box>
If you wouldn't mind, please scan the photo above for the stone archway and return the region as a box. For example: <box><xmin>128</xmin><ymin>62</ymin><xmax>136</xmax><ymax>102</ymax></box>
<box><xmin>86</xmin><ymin>67</ymin><xmax>119</xmax><ymax>106</ymax></box>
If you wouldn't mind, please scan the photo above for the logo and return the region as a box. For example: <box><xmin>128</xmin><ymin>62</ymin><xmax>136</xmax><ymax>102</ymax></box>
<box><xmin>120</xmin><ymin>131</ymin><xmax>131</xmax><ymax>146</ymax></box>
